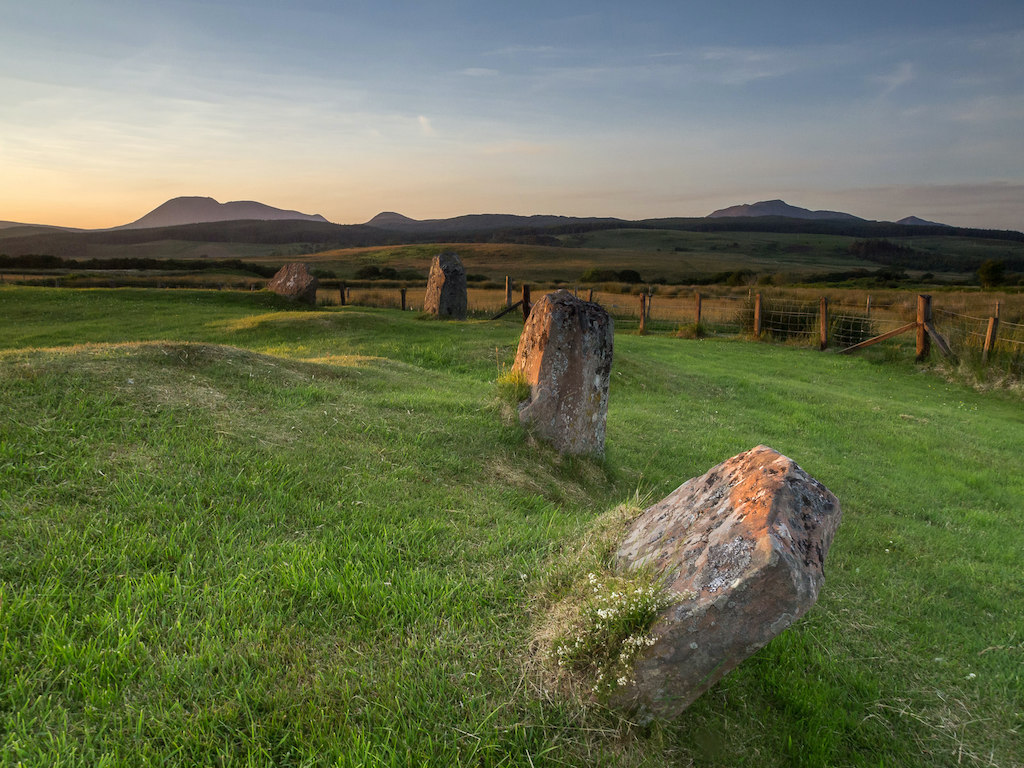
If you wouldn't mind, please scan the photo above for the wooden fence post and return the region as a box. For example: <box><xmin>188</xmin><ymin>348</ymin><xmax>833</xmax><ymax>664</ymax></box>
<box><xmin>819</xmin><ymin>297</ymin><xmax>829</xmax><ymax>350</ymax></box>
<box><xmin>339</xmin><ymin>281</ymin><xmax>346</xmax><ymax>306</ymax></box>
<box><xmin>588</xmin><ymin>288</ymin><xmax>594</xmax><ymax>302</ymax></box>
<box><xmin>916</xmin><ymin>294</ymin><xmax>932</xmax><ymax>361</ymax></box>
<box><xmin>866</xmin><ymin>295</ymin><xmax>872</xmax><ymax>317</ymax></box>
<box><xmin>983</xmin><ymin>316</ymin><xmax>1000</xmax><ymax>362</ymax></box>
<box><xmin>694</xmin><ymin>292</ymin><xmax>702</xmax><ymax>326</ymax></box>
<box><xmin>522</xmin><ymin>285</ymin><xmax>531</xmax><ymax>322</ymax></box>
<box><xmin>505</xmin><ymin>276</ymin><xmax>512</xmax><ymax>308</ymax></box>
<box><xmin>639</xmin><ymin>294</ymin><xmax>647</xmax><ymax>334</ymax></box>
<box><xmin>646</xmin><ymin>288</ymin><xmax>653</xmax><ymax>320</ymax></box>
<box><xmin>995</xmin><ymin>301</ymin><xmax>1002</xmax><ymax>320</ymax></box>
<box><xmin>753</xmin><ymin>293</ymin><xmax>763</xmax><ymax>338</ymax></box>
<box><xmin>400</xmin><ymin>287</ymin><xmax>407</xmax><ymax>311</ymax></box>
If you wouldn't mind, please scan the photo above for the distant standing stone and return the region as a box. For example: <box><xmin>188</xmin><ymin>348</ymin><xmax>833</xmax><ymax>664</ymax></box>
<box><xmin>267</xmin><ymin>263</ymin><xmax>318</xmax><ymax>305</ymax></box>
<box><xmin>512</xmin><ymin>289</ymin><xmax>613</xmax><ymax>455</ymax></box>
<box><xmin>423</xmin><ymin>252</ymin><xmax>467</xmax><ymax>319</ymax></box>
<box><xmin>614</xmin><ymin>445</ymin><xmax>842</xmax><ymax>719</ymax></box>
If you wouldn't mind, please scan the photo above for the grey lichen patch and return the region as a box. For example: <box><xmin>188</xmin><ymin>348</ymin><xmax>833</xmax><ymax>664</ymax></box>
<box><xmin>702</xmin><ymin>536</ymin><xmax>755</xmax><ymax>593</ymax></box>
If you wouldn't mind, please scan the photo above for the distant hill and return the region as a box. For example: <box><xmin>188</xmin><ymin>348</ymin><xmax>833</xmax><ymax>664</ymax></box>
<box><xmin>364</xmin><ymin>211</ymin><xmax>624</xmax><ymax>233</ymax></box>
<box><xmin>120</xmin><ymin>197</ymin><xmax>330</xmax><ymax>229</ymax></box>
<box><xmin>0</xmin><ymin>219</ymin><xmax>393</xmax><ymax>259</ymax></box>
<box><xmin>896</xmin><ymin>216</ymin><xmax>950</xmax><ymax>227</ymax></box>
<box><xmin>708</xmin><ymin>199</ymin><xmax>864</xmax><ymax>221</ymax></box>
<box><xmin>365</xmin><ymin>212</ymin><xmax>422</xmax><ymax>229</ymax></box>
<box><xmin>0</xmin><ymin>221</ymin><xmax>82</xmax><ymax>238</ymax></box>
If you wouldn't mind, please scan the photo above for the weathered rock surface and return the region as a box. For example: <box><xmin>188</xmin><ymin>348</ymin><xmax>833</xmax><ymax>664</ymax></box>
<box><xmin>423</xmin><ymin>251</ymin><xmax>467</xmax><ymax>319</ymax></box>
<box><xmin>614</xmin><ymin>445</ymin><xmax>842</xmax><ymax>719</ymax></box>
<box><xmin>267</xmin><ymin>263</ymin><xmax>318</xmax><ymax>305</ymax></box>
<box><xmin>512</xmin><ymin>290</ymin><xmax>613</xmax><ymax>455</ymax></box>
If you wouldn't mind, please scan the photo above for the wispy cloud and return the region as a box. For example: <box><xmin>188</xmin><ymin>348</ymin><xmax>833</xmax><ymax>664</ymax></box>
<box><xmin>874</xmin><ymin>61</ymin><xmax>916</xmax><ymax>94</ymax></box>
<box><xmin>696</xmin><ymin>46</ymin><xmax>799</xmax><ymax>85</ymax></box>
<box><xmin>474</xmin><ymin>140</ymin><xmax>554</xmax><ymax>157</ymax></box>
<box><xmin>460</xmin><ymin>67</ymin><xmax>499</xmax><ymax>77</ymax></box>
<box><xmin>417</xmin><ymin>115</ymin><xmax>436</xmax><ymax>136</ymax></box>
<box><xmin>485</xmin><ymin>45</ymin><xmax>563</xmax><ymax>57</ymax></box>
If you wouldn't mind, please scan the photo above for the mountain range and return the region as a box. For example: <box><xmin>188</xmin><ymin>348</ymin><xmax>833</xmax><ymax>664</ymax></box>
<box><xmin>364</xmin><ymin>211</ymin><xmax>622</xmax><ymax>234</ymax></box>
<box><xmin>1</xmin><ymin>196</ymin><xmax>956</xmax><ymax>233</ymax></box>
<box><xmin>2</xmin><ymin>197</ymin><xmax>1021</xmax><ymax>265</ymax></box>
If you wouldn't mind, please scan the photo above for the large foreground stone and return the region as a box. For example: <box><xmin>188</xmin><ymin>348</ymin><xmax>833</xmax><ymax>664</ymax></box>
<box><xmin>423</xmin><ymin>252</ymin><xmax>467</xmax><ymax>319</ymax></box>
<box><xmin>615</xmin><ymin>445</ymin><xmax>842</xmax><ymax>719</ymax></box>
<box><xmin>512</xmin><ymin>290</ymin><xmax>613</xmax><ymax>455</ymax></box>
<box><xmin>267</xmin><ymin>263</ymin><xmax>318</xmax><ymax>305</ymax></box>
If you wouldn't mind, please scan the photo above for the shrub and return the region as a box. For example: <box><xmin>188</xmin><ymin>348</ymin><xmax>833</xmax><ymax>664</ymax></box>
<box><xmin>581</xmin><ymin>268</ymin><xmax>644</xmax><ymax>283</ymax></box>
<box><xmin>617</xmin><ymin>269</ymin><xmax>642</xmax><ymax>284</ymax></box>
<box><xmin>581</xmin><ymin>268</ymin><xmax>618</xmax><ymax>282</ymax></box>
<box><xmin>978</xmin><ymin>259</ymin><xmax>1006</xmax><ymax>288</ymax></box>
<box><xmin>354</xmin><ymin>265</ymin><xmax>381</xmax><ymax>279</ymax></box>
<box><xmin>675</xmin><ymin>322</ymin><xmax>706</xmax><ymax>339</ymax></box>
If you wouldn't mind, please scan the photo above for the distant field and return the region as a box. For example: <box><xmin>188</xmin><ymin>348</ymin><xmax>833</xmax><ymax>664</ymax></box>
<box><xmin>6</xmin><ymin>224</ymin><xmax>1022</xmax><ymax>284</ymax></box>
<box><xmin>897</xmin><ymin>235</ymin><xmax>1024</xmax><ymax>264</ymax></box>
<box><xmin>299</xmin><ymin>229</ymin><xmax>1021</xmax><ymax>283</ymax></box>
<box><xmin>296</xmin><ymin>238</ymin><xmax>875</xmax><ymax>282</ymax></box>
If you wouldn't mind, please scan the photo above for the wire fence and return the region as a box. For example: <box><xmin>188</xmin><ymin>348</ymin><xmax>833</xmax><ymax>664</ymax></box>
<box><xmin>324</xmin><ymin>284</ymin><xmax>1023</xmax><ymax>369</ymax></box>
<box><xmin>934</xmin><ymin>308</ymin><xmax>1024</xmax><ymax>361</ymax></box>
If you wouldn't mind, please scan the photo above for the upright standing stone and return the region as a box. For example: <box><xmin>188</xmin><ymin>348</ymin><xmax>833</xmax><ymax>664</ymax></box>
<box><xmin>512</xmin><ymin>290</ymin><xmax>613</xmax><ymax>455</ymax></box>
<box><xmin>423</xmin><ymin>252</ymin><xmax>467</xmax><ymax>319</ymax></box>
<box><xmin>614</xmin><ymin>445</ymin><xmax>842</xmax><ymax>719</ymax></box>
<box><xmin>267</xmin><ymin>263</ymin><xmax>318</xmax><ymax>305</ymax></box>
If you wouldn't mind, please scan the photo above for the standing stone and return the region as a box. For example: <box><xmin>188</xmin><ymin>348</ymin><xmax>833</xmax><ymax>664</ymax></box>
<box><xmin>267</xmin><ymin>263</ymin><xmax>318</xmax><ymax>305</ymax></box>
<box><xmin>423</xmin><ymin>252</ymin><xmax>467</xmax><ymax>319</ymax></box>
<box><xmin>614</xmin><ymin>445</ymin><xmax>842</xmax><ymax>719</ymax></box>
<box><xmin>512</xmin><ymin>290</ymin><xmax>613</xmax><ymax>455</ymax></box>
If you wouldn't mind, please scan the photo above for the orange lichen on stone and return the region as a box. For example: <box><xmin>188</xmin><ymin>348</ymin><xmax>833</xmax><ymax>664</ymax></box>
<box><xmin>614</xmin><ymin>445</ymin><xmax>841</xmax><ymax>719</ymax></box>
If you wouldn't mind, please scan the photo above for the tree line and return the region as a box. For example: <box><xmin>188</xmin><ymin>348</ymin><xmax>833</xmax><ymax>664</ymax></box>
<box><xmin>0</xmin><ymin>254</ymin><xmax>279</xmax><ymax>277</ymax></box>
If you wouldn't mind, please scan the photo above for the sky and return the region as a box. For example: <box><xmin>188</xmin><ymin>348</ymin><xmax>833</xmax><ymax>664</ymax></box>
<box><xmin>2</xmin><ymin>0</ymin><xmax>1023</xmax><ymax>230</ymax></box>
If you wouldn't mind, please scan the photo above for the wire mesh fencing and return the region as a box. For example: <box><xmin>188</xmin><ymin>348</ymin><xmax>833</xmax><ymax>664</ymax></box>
<box><xmin>317</xmin><ymin>282</ymin><xmax>1023</xmax><ymax>376</ymax></box>
<box><xmin>828</xmin><ymin>308</ymin><xmax>878</xmax><ymax>348</ymax></box>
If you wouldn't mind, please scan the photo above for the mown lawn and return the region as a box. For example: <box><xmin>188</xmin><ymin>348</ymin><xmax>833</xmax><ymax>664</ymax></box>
<box><xmin>0</xmin><ymin>287</ymin><xmax>1021</xmax><ymax>767</ymax></box>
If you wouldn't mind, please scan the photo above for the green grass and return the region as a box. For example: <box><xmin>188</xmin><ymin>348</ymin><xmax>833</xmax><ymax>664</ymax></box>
<box><xmin>1</xmin><ymin>286</ymin><xmax>1021</xmax><ymax>767</ymax></box>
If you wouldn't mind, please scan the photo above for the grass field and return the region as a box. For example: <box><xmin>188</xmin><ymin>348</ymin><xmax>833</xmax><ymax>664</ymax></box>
<box><xmin>290</xmin><ymin>239</ymin><xmax>887</xmax><ymax>284</ymax></box>
<box><xmin>1</xmin><ymin>287</ymin><xmax>1021</xmax><ymax>767</ymax></box>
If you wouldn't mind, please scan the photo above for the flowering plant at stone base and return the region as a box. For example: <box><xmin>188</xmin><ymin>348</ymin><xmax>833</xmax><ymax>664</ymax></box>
<box><xmin>552</xmin><ymin>572</ymin><xmax>686</xmax><ymax>698</ymax></box>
